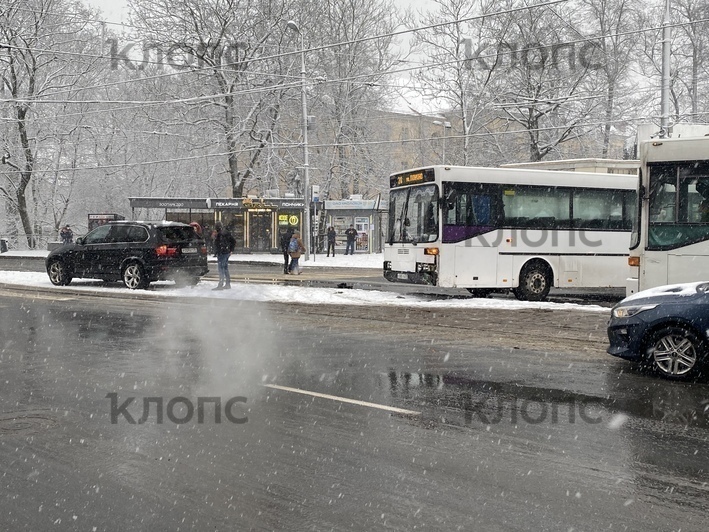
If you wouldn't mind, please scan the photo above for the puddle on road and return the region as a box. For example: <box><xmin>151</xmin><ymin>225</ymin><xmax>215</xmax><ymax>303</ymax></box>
<box><xmin>383</xmin><ymin>370</ymin><xmax>709</xmax><ymax>430</ymax></box>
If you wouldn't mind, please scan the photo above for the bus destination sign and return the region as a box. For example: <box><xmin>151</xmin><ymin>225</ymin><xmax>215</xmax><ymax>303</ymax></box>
<box><xmin>390</xmin><ymin>169</ymin><xmax>435</xmax><ymax>188</ymax></box>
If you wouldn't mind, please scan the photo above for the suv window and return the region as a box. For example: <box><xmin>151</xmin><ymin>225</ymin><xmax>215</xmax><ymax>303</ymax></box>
<box><xmin>110</xmin><ymin>224</ymin><xmax>149</xmax><ymax>243</ymax></box>
<box><xmin>127</xmin><ymin>225</ymin><xmax>149</xmax><ymax>242</ymax></box>
<box><xmin>84</xmin><ymin>224</ymin><xmax>112</xmax><ymax>244</ymax></box>
<box><xmin>158</xmin><ymin>226</ymin><xmax>198</xmax><ymax>243</ymax></box>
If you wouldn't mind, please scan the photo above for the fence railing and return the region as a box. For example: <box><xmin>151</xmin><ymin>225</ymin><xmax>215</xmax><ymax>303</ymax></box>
<box><xmin>0</xmin><ymin>232</ymin><xmax>58</xmax><ymax>251</ymax></box>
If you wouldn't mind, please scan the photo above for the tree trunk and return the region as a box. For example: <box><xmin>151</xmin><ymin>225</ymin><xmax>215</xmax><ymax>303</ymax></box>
<box><xmin>15</xmin><ymin>106</ymin><xmax>36</xmax><ymax>248</ymax></box>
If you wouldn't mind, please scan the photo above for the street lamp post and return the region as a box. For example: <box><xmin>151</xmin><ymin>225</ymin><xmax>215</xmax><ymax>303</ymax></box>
<box><xmin>287</xmin><ymin>20</ymin><xmax>310</xmax><ymax>261</ymax></box>
<box><xmin>660</xmin><ymin>0</ymin><xmax>671</xmax><ymax>138</ymax></box>
<box><xmin>433</xmin><ymin>119</ymin><xmax>452</xmax><ymax>165</ymax></box>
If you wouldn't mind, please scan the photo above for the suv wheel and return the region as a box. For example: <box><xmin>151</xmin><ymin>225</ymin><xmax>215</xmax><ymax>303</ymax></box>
<box><xmin>47</xmin><ymin>260</ymin><xmax>72</xmax><ymax>286</ymax></box>
<box><xmin>122</xmin><ymin>262</ymin><xmax>148</xmax><ymax>289</ymax></box>
<box><xmin>645</xmin><ymin>325</ymin><xmax>705</xmax><ymax>380</ymax></box>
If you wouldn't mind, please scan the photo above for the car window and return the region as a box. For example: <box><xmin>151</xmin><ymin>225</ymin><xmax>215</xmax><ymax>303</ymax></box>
<box><xmin>109</xmin><ymin>225</ymin><xmax>149</xmax><ymax>243</ymax></box>
<box><xmin>83</xmin><ymin>224</ymin><xmax>112</xmax><ymax>244</ymax></box>
<box><xmin>109</xmin><ymin>225</ymin><xmax>132</xmax><ymax>243</ymax></box>
<box><xmin>127</xmin><ymin>225</ymin><xmax>149</xmax><ymax>242</ymax></box>
<box><xmin>157</xmin><ymin>226</ymin><xmax>198</xmax><ymax>243</ymax></box>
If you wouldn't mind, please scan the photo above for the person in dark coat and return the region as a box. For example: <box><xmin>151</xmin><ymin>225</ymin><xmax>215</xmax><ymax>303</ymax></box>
<box><xmin>344</xmin><ymin>224</ymin><xmax>358</xmax><ymax>255</ymax></box>
<box><xmin>60</xmin><ymin>225</ymin><xmax>73</xmax><ymax>245</ymax></box>
<box><xmin>212</xmin><ymin>222</ymin><xmax>236</xmax><ymax>290</ymax></box>
<box><xmin>280</xmin><ymin>227</ymin><xmax>295</xmax><ymax>274</ymax></box>
<box><xmin>326</xmin><ymin>226</ymin><xmax>336</xmax><ymax>257</ymax></box>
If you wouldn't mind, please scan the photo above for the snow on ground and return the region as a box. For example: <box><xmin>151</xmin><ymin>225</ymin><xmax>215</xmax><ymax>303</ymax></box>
<box><xmin>0</xmin><ymin>268</ymin><xmax>610</xmax><ymax>313</ymax></box>
<box><xmin>2</xmin><ymin>249</ymin><xmax>381</xmax><ymax>269</ymax></box>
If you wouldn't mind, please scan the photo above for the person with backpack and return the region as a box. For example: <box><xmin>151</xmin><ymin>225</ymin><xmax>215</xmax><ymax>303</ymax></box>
<box><xmin>287</xmin><ymin>231</ymin><xmax>306</xmax><ymax>275</ymax></box>
<box><xmin>213</xmin><ymin>222</ymin><xmax>236</xmax><ymax>290</ymax></box>
<box><xmin>280</xmin><ymin>227</ymin><xmax>295</xmax><ymax>274</ymax></box>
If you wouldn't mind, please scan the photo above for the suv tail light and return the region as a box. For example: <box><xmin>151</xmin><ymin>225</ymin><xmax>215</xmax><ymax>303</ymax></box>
<box><xmin>156</xmin><ymin>245</ymin><xmax>179</xmax><ymax>257</ymax></box>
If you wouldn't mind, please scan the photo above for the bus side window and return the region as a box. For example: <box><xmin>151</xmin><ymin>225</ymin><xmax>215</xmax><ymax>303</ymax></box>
<box><xmin>445</xmin><ymin>190</ymin><xmax>468</xmax><ymax>226</ymax></box>
<box><xmin>468</xmin><ymin>195</ymin><xmax>491</xmax><ymax>225</ymax></box>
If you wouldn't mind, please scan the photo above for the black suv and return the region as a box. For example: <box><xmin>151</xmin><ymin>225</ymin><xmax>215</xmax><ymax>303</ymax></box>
<box><xmin>45</xmin><ymin>221</ymin><xmax>209</xmax><ymax>289</ymax></box>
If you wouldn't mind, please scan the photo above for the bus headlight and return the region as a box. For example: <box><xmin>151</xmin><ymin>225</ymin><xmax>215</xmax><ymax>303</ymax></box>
<box><xmin>424</xmin><ymin>247</ymin><xmax>439</xmax><ymax>256</ymax></box>
<box><xmin>383</xmin><ymin>261</ymin><xmax>391</xmax><ymax>270</ymax></box>
<box><xmin>416</xmin><ymin>262</ymin><xmax>437</xmax><ymax>273</ymax></box>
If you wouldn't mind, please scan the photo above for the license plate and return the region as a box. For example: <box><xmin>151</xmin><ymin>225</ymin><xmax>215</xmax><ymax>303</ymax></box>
<box><xmin>182</xmin><ymin>248</ymin><xmax>197</xmax><ymax>254</ymax></box>
<box><xmin>397</xmin><ymin>273</ymin><xmax>408</xmax><ymax>280</ymax></box>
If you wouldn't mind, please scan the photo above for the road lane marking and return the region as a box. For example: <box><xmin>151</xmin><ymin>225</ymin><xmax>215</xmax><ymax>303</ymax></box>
<box><xmin>263</xmin><ymin>384</ymin><xmax>421</xmax><ymax>416</ymax></box>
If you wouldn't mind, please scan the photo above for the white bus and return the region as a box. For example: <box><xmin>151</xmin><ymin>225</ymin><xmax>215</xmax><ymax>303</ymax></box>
<box><xmin>627</xmin><ymin>136</ymin><xmax>709</xmax><ymax>295</ymax></box>
<box><xmin>383</xmin><ymin>165</ymin><xmax>637</xmax><ymax>301</ymax></box>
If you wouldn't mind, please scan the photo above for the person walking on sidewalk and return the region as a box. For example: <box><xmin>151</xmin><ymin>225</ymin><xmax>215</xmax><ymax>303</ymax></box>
<box><xmin>213</xmin><ymin>222</ymin><xmax>236</xmax><ymax>290</ymax></box>
<box><xmin>344</xmin><ymin>224</ymin><xmax>357</xmax><ymax>255</ymax></box>
<box><xmin>280</xmin><ymin>227</ymin><xmax>295</xmax><ymax>274</ymax></box>
<box><xmin>287</xmin><ymin>231</ymin><xmax>306</xmax><ymax>274</ymax></box>
<box><xmin>326</xmin><ymin>226</ymin><xmax>336</xmax><ymax>257</ymax></box>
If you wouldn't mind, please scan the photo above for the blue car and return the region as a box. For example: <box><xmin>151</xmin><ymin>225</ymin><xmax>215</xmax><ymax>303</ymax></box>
<box><xmin>607</xmin><ymin>282</ymin><xmax>709</xmax><ymax>380</ymax></box>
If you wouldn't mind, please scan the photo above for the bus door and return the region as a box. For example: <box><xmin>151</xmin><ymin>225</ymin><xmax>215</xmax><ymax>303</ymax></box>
<box><xmin>441</xmin><ymin>183</ymin><xmax>499</xmax><ymax>288</ymax></box>
<box><xmin>646</xmin><ymin>164</ymin><xmax>709</xmax><ymax>287</ymax></box>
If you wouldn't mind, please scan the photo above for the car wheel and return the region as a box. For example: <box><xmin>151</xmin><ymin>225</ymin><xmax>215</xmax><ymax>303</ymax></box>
<box><xmin>47</xmin><ymin>260</ymin><xmax>72</xmax><ymax>286</ymax></box>
<box><xmin>513</xmin><ymin>262</ymin><xmax>551</xmax><ymax>301</ymax></box>
<box><xmin>122</xmin><ymin>262</ymin><xmax>148</xmax><ymax>289</ymax></box>
<box><xmin>645</xmin><ymin>325</ymin><xmax>705</xmax><ymax>380</ymax></box>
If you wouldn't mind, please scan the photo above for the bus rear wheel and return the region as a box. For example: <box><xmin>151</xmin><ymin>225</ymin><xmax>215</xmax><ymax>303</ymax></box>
<box><xmin>513</xmin><ymin>262</ymin><xmax>552</xmax><ymax>301</ymax></box>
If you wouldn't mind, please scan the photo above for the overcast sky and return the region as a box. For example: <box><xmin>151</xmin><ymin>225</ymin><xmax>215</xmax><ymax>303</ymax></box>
<box><xmin>83</xmin><ymin>0</ymin><xmax>439</xmax><ymax>112</ymax></box>
<box><xmin>84</xmin><ymin>0</ymin><xmax>436</xmax><ymax>24</ymax></box>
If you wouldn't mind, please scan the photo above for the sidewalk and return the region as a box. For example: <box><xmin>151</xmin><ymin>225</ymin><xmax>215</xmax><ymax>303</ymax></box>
<box><xmin>0</xmin><ymin>249</ymin><xmax>383</xmax><ymax>270</ymax></box>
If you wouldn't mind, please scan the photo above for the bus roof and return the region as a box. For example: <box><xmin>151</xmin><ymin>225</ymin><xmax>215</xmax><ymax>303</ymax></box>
<box><xmin>391</xmin><ymin>165</ymin><xmax>638</xmax><ymax>190</ymax></box>
<box><xmin>640</xmin><ymin>136</ymin><xmax>709</xmax><ymax>163</ymax></box>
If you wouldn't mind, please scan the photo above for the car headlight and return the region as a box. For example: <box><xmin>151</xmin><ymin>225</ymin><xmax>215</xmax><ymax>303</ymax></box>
<box><xmin>612</xmin><ymin>304</ymin><xmax>658</xmax><ymax>318</ymax></box>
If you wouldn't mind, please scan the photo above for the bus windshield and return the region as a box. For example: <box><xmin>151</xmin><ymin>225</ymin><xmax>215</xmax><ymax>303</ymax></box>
<box><xmin>388</xmin><ymin>184</ymin><xmax>439</xmax><ymax>243</ymax></box>
<box><xmin>646</xmin><ymin>161</ymin><xmax>709</xmax><ymax>250</ymax></box>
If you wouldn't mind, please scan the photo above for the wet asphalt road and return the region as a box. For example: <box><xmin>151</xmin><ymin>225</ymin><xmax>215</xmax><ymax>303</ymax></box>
<box><xmin>0</xmin><ymin>286</ymin><xmax>707</xmax><ymax>531</ymax></box>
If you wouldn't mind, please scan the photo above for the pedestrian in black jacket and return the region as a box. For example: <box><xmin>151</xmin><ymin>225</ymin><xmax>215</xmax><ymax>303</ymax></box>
<box><xmin>213</xmin><ymin>222</ymin><xmax>236</xmax><ymax>290</ymax></box>
<box><xmin>344</xmin><ymin>224</ymin><xmax>358</xmax><ymax>255</ymax></box>
<box><xmin>326</xmin><ymin>227</ymin><xmax>336</xmax><ymax>257</ymax></box>
<box><xmin>280</xmin><ymin>228</ymin><xmax>295</xmax><ymax>274</ymax></box>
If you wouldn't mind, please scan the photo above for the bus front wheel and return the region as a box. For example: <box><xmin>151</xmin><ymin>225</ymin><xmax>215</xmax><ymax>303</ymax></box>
<box><xmin>513</xmin><ymin>262</ymin><xmax>552</xmax><ymax>301</ymax></box>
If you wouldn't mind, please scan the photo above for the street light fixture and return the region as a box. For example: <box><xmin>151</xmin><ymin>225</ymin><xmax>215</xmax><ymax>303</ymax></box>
<box><xmin>287</xmin><ymin>20</ymin><xmax>311</xmax><ymax>261</ymax></box>
<box><xmin>432</xmin><ymin>119</ymin><xmax>452</xmax><ymax>165</ymax></box>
